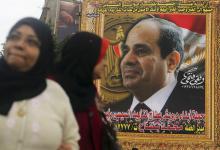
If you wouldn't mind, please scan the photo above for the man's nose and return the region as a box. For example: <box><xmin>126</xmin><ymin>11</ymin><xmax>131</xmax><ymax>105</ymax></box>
<box><xmin>123</xmin><ymin>52</ymin><xmax>137</xmax><ymax>65</ymax></box>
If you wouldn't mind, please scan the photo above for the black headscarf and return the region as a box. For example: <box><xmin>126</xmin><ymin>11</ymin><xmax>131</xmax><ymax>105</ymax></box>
<box><xmin>0</xmin><ymin>17</ymin><xmax>54</xmax><ymax>115</ymax></box>
<box><xmin>55</xmin><ymin>32</ymin><xmax>103</xmax><ymax>112</ymax></box>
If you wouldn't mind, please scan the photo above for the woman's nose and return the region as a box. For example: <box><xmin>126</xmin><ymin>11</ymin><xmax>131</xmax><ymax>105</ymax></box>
<box><xmin>14</xmin><ymin>38</ymin><xmax>26</xmax><ymax>49</ymax></box>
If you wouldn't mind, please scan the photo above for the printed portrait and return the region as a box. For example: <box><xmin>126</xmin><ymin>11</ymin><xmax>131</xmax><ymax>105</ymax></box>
<box><xmin>101</xmin><ymin>13</ymin><xmax>205</xmax><ymax>134</ymax></box>
<box><xmin>56</xmin><ymin>0</ymin><xmax>80</xmax><ymax>41</ymax></box>
<box><xmin>81</xmin><ymin>0</ymin><xmax>220</xmax><ymax>149</ymax></box>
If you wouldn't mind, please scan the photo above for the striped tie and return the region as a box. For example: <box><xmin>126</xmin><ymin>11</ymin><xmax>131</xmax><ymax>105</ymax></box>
<box><xmin>133</xmin><ymin>103</ymin><xmax>151</xmax><ymax>112</ymax></box>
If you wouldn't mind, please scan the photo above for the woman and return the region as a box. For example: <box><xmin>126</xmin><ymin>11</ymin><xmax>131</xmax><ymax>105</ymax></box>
<box><xmin>55</xmin><ymin>32</ymin><xmax>110</xmax><ymax>150</ymax></box>
<box><xmin>0</xmin><ymin>17</ymin><xmax>80</xmax><ymax>150</ymax></box>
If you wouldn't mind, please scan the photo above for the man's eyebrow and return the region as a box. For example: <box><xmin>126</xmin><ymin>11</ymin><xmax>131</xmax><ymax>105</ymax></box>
<box><xmin>134</xmin><ymin>43</ymin><xmax>152</xmax><ymax>51</ymax></box>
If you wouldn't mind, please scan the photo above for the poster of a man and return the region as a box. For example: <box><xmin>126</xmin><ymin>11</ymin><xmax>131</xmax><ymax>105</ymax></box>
<box><xmin>57</xmin><ymin>0</ymin><xmax>80</xmax><ymax>41</ymax></box>
<box><xmin>104</xmin><ymin>14</ymin><xmax>205</xmax><ymax>134</ymax></box>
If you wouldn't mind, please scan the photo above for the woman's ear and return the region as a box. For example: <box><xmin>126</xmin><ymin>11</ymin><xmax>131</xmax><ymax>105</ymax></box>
<box><xmin>166</xmin><ymin>50</ymin><xmax>181</xmax><ymax>73</ymax></box>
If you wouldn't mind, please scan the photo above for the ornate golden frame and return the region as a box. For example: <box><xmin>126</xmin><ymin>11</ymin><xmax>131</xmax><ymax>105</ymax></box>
<box><xmin>81</xmin><ymin>0</ymin><xmax>220</xmax><ymax>149</ymax></box>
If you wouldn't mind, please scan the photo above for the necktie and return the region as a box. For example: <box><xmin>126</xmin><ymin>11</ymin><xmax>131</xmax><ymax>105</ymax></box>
<box><xmin>133</xmin><ymin>103</ymin><xmax>151</xmax><ymax>112</ymax></box>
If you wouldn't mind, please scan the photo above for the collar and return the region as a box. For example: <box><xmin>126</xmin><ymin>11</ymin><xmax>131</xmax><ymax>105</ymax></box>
<box><xmin>130</xmin><ymin>76</ymin><xmax>177</xmax><ymax>112</ymax></box>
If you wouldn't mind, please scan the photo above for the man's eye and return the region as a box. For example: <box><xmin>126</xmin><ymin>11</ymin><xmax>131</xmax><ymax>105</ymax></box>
<box><xmin>121</xmin><ymin>48</ymin><xmax>129</xmax><ymax>58</ymax></box>
<box><xmin>134</xmin><ymin>46</ymin><xmax>153</xmax><ymax>57</ymax></box>
<box><xmin>122</xmin><ymin>48</ymin><xmax>129</xmax><ymax>54</ymax></box>
<box><xmin>135</xmin><ymin>48</ymin><xmax>148</xmax><ymax>56</ymax></box>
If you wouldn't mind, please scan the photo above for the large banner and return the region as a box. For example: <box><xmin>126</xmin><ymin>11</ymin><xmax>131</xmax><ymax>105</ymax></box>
<box><xmin>102</xmin><ymin>14</ymin><xmax>205</xmax><ymax>134</ymax></box>
<box><xmin>81</xmin><ymin>0</ymin><xmax>220</xmax><ymax>149</ymax></box>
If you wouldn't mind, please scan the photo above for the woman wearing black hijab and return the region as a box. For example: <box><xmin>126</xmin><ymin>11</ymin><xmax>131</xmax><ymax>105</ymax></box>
<box><xmin>0</xmin><ymin>17</ymin><xmax>80</xmax><ymax>150</ymax></box>
<box><xmin>55</xmin><ymin>32</ymin><xmax>109</xmax><ymax>150</ymax></box>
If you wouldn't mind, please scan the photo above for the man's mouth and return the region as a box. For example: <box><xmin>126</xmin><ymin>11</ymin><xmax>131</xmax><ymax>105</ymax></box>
<box><xmin>123</xmin><ymin>69</ymin><xmax>140</xmax><ymax>77</ymax></box>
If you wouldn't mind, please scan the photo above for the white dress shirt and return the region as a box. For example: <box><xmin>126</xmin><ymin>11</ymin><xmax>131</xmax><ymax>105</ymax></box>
<box><xmin>130</xmin><ymin>77</ymin><xmax>177</xmax><ymax>113</ymax></box>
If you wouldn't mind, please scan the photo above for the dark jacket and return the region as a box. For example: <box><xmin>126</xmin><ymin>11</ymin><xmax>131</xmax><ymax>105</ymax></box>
<box><xmin>104</xmin><ymin>65</ymin><xmax>205</xmax><ymax>134</ymax></box>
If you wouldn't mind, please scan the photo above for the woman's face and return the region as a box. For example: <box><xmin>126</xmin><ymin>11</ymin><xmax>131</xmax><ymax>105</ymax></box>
<box><xmin>4</xmin><ymin>25</ymin><xmax>41</xmax><ymax>72</ymax></box>
<box><xmin>93</xmin><ymin>59</ymin><xmax>106</xmax><ymax>79</ymax></box>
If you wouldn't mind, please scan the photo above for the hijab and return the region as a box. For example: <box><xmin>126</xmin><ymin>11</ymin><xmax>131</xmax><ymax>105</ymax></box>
<box><xmin>0</xmin><ymin>17</ymin><xmax>54</xmax><ymax>115</ymax></box>
<box><xmin>55</xmin><ymin>32</ymin><xmax>108</xmax><ymax>112</ymax></box>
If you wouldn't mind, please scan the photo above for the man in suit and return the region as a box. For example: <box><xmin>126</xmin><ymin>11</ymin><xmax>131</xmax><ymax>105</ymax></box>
<box><xmin>106</xmin><ymin>16</ymin><xmax>205</xmax><ymax>114</ymax></box>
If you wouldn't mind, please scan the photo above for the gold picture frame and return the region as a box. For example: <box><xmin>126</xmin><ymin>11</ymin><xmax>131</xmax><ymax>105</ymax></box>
<box><xmin>81</xmin><ymin>0</ymin><xmax>220</xmax><ymax>149</ymax></box>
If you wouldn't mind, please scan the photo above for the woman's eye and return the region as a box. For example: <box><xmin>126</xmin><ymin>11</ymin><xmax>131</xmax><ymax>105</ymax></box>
<box><xmin>26</xmin><ymin>38</ymin><xmax>41</xmax><ymax>48</ymax></box>
<box><xmin>7</xmin><ymin>34</ymin><xmax>19</xmax><ymax>41</ymax></box>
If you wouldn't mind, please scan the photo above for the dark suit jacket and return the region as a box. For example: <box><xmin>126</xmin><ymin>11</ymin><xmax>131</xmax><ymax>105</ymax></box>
<box><xmin>105</xmin><ymin>84</ymin><xmax>204</xmax><ymax>114</ymax></box>
<box><xmin>104</xmin><ymin>63</ymin><xmax>205</xmax><ymax>134</ymax></box>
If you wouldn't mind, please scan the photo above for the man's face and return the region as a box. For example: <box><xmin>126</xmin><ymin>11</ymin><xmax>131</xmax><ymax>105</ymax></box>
<box><xmin>120</xmin><ymin>20</ymin><xmax>168</xmax><ymax>93</ymax></box>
